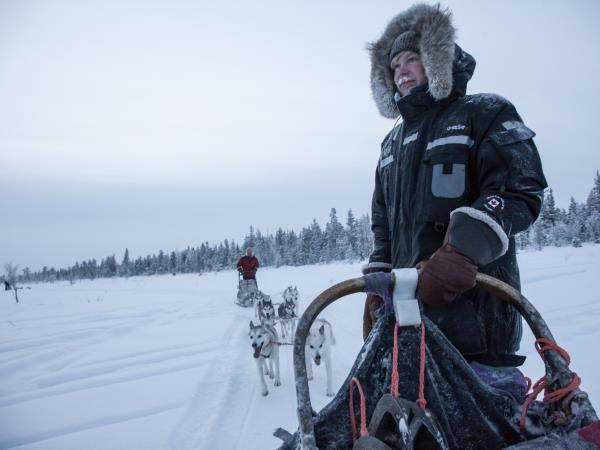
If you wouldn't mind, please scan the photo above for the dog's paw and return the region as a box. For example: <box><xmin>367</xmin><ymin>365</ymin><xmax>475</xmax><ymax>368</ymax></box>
<box><xmin>269</xmin><ymin>373</ymin><xmax>275</xmax><ymax>379</ymax></box>
<box><xmin>326</xmin><ymin>390</ymin><xmax>334</xmax><ymax>397</ymax></box>
<box><xmin>274</xmin><ymin>379</ymin><xmax>281</xmax><ymax>387</ymax></box>
<box><xmin>262</xmin><ymin>389</ymin><xmax>269</xmax><ymax>397</ymax></box>
<box><xmin>307</xmin><ymin>375</ymin><xmax>313</xmax><ymax>381</ymax></box>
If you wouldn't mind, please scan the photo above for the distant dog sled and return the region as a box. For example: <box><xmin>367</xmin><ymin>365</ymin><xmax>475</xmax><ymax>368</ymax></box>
<box><xmin>236</xmin><ymin>272</ymin><xmax>259</xmax><ymax>307</ymax></box>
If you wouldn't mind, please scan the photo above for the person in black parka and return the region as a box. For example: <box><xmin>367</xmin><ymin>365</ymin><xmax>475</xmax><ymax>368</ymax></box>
<box><xmin>278</xmin><ymin>4</ymin><xmax>563</xmax><ymax>450</ymax></box>
<box><xmin>362</xmin><ymin>3</ymin><xmax>548</xmax><ymax>369</ymax></box>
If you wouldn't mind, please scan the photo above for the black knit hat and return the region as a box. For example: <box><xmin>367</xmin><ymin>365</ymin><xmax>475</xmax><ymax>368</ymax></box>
<box><xmin>389</xmin><ymin>31</ymin><xmax>420</xmax><ymax>66</ymax></box>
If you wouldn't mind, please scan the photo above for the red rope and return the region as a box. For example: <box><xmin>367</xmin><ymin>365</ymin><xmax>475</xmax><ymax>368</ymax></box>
<box><xmin>519</xmin><ymin>338</ymin><xmax>581</xmax><ymax>429</ymax></box>
<box><xmin>535</xmin><ymin>338</ymin><xmax>570</xmax><ymax>364</ymax></box>
<box><xmin>390</xmin><ymin>321</ymin><xmax>427</xmax><ymax>410</ymax></box>
<box><xmin>417</xmin><ymin>321</ymin><xmax>427</xmax><ymax>410</ymax></box>
<box><xmin>391</xmin><ymin>322</ymin><xmax>400</xmax><ymax>398</ymax></box>
<box><xmin>349</xmin><ymin>377</ymin><xmax>368</xmax><ymax>443</ymax></box>
<box><xmin>350</xmin><ymin>320</ymin><xmax>429</xmax><ymax>442</ymax></box>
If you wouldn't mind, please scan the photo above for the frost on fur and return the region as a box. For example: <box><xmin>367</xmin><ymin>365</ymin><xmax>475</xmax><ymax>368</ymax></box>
<box><xmin>368</xmin><ymin>3</ymin><xmax>456</xmax><ymax>119</ymax></box>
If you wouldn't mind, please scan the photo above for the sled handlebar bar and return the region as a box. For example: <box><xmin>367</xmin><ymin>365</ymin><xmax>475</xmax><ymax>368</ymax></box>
<box><xmin>293</xmin><ymin>272</ymin><xmax>597</xmax><ymax>450</ymax></box>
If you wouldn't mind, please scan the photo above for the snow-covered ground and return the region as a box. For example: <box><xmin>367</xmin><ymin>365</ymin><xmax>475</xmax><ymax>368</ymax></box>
<box><xmin>1</xmin><ymin>245</ymin><xmax>599</xmax><ymax>450</ymax></box>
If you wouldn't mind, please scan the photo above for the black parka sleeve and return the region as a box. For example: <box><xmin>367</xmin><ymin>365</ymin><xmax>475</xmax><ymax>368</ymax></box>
<box><xmin>449</xmin><ymin>97</ymin><xmax>547</xmax><ymax>263</ymax></box>
<box><xmin>369</xmin><ymin>167</ymin><xmax>392</xmax><ymax>264</ymax></box>
<box><xmin>471</xmin><ymin>100</ymin><xmax>548</xmax><ymax>237</ymax></box>
<box><xmin>448</xmin><ymin>98</ymin><xmax>547</xmax><ymax>265</ymax></box>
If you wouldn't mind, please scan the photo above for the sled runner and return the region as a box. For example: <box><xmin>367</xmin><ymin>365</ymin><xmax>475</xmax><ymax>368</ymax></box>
<box><xmin>276</xmin><ymin>272</ymin><xmax>599</xmax><ymax>450</ymax></box>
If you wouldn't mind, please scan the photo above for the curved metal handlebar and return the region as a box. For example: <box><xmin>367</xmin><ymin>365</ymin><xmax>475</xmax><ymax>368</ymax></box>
<box><xmin>293</xmin><ymin>272</ymin><xmax>596</xmax><ymax>450</ymax></box>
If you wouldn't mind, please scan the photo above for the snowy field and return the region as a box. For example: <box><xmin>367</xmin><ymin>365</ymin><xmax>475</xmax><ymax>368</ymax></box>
<box><xmin>1</xmin><ymin>245</ymin><xmax>599</xmax><ymax>450</ymax></box>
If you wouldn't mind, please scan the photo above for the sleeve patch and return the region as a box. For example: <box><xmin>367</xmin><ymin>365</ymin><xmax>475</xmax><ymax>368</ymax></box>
<box><xmin>490</xmin><ymin>122</ymin><xmax>535</xmax><ymax>146</ymax></box>
<box><xmin>483</xmin><ymin>195</ymin><xmax>505</xmax><ymax>212</ymax></box>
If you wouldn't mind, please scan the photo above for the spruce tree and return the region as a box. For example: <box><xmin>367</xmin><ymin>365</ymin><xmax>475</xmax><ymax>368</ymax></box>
<box><xmin>325</xmin><ymin>208</ymin><xmax>344</xmax><ymax>262</ymax></box>
<box><xmin>274</xmin><ymin>228</ymin><xmax>285</xmax><ymax>267</ymax></box>
<box><xmin>346</xmin><ymin>209</ymin><xmax>359</xmax><ymax>259</ymax></box>
<box><xmin>119</xmin><ymin>248</ymin><xmax>131</xmax><ymax>277</ymax></box>
<box><xmin>586</xmin><ymin>170</ymin><xmax>600</xmax><ymax>216</ymax></box>
<box><xmin>309</xmin><ymin>219</ymin><xmax>324</xmax><ymax>264</ymax></box>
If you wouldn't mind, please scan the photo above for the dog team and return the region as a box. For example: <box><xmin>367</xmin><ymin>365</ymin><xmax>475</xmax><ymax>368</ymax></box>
<box><xmin>248</xmin><ymin>286</ymin><xmax>336</xmax><ymax>397</ymax></box>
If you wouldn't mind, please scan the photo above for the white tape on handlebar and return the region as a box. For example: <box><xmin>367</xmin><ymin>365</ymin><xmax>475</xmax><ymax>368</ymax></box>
<box><xmin>392</xmin><ymin>268</ymin><xmax>421</xmax><ymax>327</ymax></box>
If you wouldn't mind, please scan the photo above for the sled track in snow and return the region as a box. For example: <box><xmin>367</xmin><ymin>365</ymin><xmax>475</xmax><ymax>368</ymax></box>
<box><xmin>167</xmin><ymin>312</ymin><xmax>253</xmax><ymax>450</ymax></box>
<box><xmin>0</xmin><ymin>345</ymin><xmax>216</xmax><ymax>408</ymax></box>
<box><xmin>0</xmin><ymin>401</ymin><xmax>184</xmax><ymax>449</ymax></box>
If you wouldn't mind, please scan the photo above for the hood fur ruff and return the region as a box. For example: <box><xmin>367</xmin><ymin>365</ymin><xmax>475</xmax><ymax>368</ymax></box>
<box><xmin>368</xmin><ymin>3</ymin><xmax>456</xmax><ymax>119</ymax></box>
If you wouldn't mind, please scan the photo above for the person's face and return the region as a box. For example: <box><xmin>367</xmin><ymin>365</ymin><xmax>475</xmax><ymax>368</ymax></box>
<box><xmin>391</xmin><ymin>51</ymin><xmax>427</xmax><ymax>97</ymax></box>
<box><xmin>246</xmin><ymin>249</ymin><xmax>253</xmax><ymax>257</ymax></box>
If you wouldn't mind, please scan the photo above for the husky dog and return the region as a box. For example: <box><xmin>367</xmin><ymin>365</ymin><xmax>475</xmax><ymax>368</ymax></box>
<box><xmin>248</xmin><ymin>321</ymin><xmax>281</xmax><ymax>396</ymax></box>
<box><xmin>277</xmin><ymin>286</ymin><xmax>299</xmax><ymax>339</ymax></box>
<box><xmin>305</xmin><ymin>318</ymin><xmax>336</xmax><ymax>397</ymax></box>
<box><xmin>255</xmin><ymin>293</ymin><xmax>276</xmax><ymax>327</ymax></box>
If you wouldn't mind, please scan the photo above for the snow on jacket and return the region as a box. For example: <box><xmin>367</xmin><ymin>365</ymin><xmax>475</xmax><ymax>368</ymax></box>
<box><xmin>367</xmin><ymin>4</ymin><xmax>547</xmax><ymax>366</ymax></box>
<box><xmin>236</xmin><ymin>256</ymin><xmax>260</xmax><ymax>278</ymax></box>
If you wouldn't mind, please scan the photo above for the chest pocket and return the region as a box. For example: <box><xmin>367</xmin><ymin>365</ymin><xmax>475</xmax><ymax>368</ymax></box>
<box><xmin>423</xmin><ymin>146</ymin><xmax>469</xmax><ymax>223</ymax></box>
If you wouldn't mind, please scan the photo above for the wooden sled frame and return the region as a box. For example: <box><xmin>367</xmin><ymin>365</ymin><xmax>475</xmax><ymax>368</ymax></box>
<box><xmin>292</xmin><ymin>272</ymin><xmax>599</xmax><ymax>450</ymax></box>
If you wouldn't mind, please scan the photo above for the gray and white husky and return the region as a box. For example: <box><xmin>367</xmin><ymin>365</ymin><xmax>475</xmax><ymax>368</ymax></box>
<box><xmin>254</xmin><ymin>293</ymin><xmax>276</xmax><ymax>327</ymax></box>
<box><xmin>277</xmin><ymin>286</ymin><xmax>299</xmax><ymax>340</ymax></box>
<box><xmin>248</xmin><ymin>321</ymin><xmax>281</xmax><ymax>396</ymax></box>
<box><xmin>305</xmin><ymin>318</ymin><xmax>336</xmax><ymax>397</ymax></box>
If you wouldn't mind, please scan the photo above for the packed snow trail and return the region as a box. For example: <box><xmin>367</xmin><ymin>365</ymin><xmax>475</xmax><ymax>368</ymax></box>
<box><xmin>0</xmin><ymin>246</ymin><xmax>599</xmax><ymax>449</ymax></box>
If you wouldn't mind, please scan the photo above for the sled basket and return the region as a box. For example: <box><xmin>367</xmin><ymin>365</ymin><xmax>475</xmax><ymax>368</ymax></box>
<box><xmin>279</xmin><ymin>272</ymin><xmax>599</xmax><ymax>450</ymax></box>
<box><xmin>236</xmin><ymin>276</ymin><xmax>258</xmax><ymax>307</ymax></box>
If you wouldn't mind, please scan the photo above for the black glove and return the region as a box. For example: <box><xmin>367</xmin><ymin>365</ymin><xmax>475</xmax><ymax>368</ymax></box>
<box><xmin>363</xmin><ymin>294</ymin><xmax>384</xmax><ymax>340</ymax></box>
<box><xmin>446</xmin><ymin>210</ymin><xmax>507</xmax><ymax>267</ymax></box>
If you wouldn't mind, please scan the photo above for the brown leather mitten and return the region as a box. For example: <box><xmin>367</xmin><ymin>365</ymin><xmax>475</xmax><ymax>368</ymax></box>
<box><xmin>418</xmin><ymin>243</ymin><xmax>477</xmax><ymax>307</ymax></box>
<box><xmin>363</xmin><ymin>293</ymin><xmax>384</xmax><ymax>340</ymax></box>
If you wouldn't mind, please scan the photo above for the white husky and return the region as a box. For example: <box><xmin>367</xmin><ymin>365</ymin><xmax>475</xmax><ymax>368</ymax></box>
<box><xmin>248</xmin><ymin>321</ymin><xmax>281</xmax><ymax>396</ymax></box>
<box><xmin>305</xmin><ymin>318</ymin><xmax>336</xmax><ymax>397</ymax></box>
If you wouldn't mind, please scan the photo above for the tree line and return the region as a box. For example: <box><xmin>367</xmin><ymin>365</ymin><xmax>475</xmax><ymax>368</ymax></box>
<box><xmin>7</xmin><ymin>171</ymin><xmax>600</xmax><ymax>285</ymax></box>
<box><xmin>15</xmin><ymin>209</ymin><xmax>374</xmax><ymax>284</ymax></box>
<box><xmin>516</xmin><ymin>171</ymin><xmax>600</xmax><ymax>249</ymax></box>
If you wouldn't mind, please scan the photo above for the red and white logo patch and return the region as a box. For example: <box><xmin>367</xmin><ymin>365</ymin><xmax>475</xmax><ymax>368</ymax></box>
<box><xmin>484</xmin><ymin>195</ymin><xmax>505</xmax><ymax>212</ymax></box>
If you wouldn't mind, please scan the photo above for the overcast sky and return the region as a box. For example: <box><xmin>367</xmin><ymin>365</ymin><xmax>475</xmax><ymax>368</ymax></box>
<box><xmin>1</xmin><ymin>0</ymin><xmax>600</xmax><ymax>271</ymax></box>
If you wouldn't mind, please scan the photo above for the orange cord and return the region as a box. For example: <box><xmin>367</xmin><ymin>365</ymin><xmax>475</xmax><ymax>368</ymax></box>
<box><xmin>350</xmin><ymin>319</ymin><xmax>429</xmax><ymax>443</ymax></box>
<box><xmin>391</xmin><ymin>321</ymin><xmax>427</xmax><ymax>410</ymax></box>
<box><xmin>391</xmin><ymin>322</ymin><xmax>400</xmax><ymax>398</ymax></box>
<box><xmin>349</xmin><ymin>377</ymin><xmax>369</xmax><ymax>443</ymax></box>
<box><xmin>417</xmin><ymin>321</ymin><xmax>427</xmax><ymax>410</ymax></box>
<box><xmin>519</xmin><ymin>338</ymin><xmax>582</xmax><ymax>429</ymax></box>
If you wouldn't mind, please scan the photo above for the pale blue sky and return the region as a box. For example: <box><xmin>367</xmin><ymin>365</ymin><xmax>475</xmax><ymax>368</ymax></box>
<box><xmin>1</xmin><ymin>0</ymin><xmax>599</xmax><ymax>270</ymax></box>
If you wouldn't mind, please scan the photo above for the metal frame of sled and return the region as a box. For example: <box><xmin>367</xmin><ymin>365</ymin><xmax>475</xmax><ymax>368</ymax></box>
<box><xmin>291</xmin><ymin>272</ymin><xmax>599</xmax><ymax>450</ymax></box>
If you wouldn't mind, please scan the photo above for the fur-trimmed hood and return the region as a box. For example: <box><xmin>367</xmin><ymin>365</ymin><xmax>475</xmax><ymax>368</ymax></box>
<box><xmin>368</xmin><ymin>3</ymin><xmax>474</xmax><ymax>119</ymax></box>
